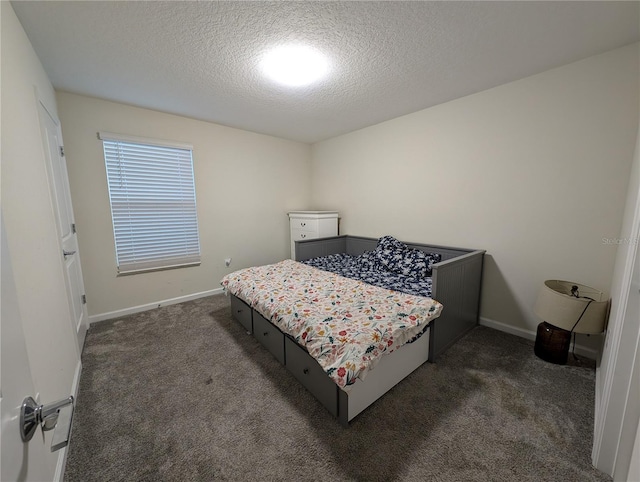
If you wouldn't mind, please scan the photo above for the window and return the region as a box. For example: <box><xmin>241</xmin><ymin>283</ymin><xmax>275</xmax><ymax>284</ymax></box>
<box><xmin>99</xmin><ymin>132</ymin><xmax>201</xmax><ymax>274</ymax></box>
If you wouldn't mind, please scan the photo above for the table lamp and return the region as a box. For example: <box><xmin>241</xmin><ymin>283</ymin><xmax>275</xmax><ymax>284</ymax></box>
<box><xmin>533</xmin><ymin>280</ymin><xmax>609</xmax><ymax>364</ymax></box>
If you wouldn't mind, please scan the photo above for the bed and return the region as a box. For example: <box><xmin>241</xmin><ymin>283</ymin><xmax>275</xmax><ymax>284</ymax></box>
<box><xmin>221</xmin><ymin>235</ymin><xmax>485</xmax><ymax>426</ymax></box>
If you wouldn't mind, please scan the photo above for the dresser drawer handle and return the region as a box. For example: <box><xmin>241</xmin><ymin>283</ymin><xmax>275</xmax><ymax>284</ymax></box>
<box><xmin>263</xmin><ymin>331</ymin><xmax>269</xmax><ymax>336</ymax></box>
<box><xmin>303</xmin><ymin>368</ymin><xmax>309</xmax><ymax>375</ymax></box>
<box><xmin>300</xmin><ymin>234</ymin><xmax>306</xmax><ymax>239</ymax></box>
<box><xmin>300</xmin><ymin>222</ymin><xmax>306</xmax><ymax>227</ymax></box>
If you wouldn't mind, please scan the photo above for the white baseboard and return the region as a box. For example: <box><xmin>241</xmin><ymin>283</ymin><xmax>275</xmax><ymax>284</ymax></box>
<box><xmin>54</xmin><ymin>360</ymin><xmax>82</xmax><ymax>482</ymax></box>
<box><xmin>479</xmin><ymin>317</ymin><xmax>599</xmax><ymax>360</ymax></box>
<box><xmin>88</xmin><ymin>288</ymin><xmax>224</xmax><ymax>324</ymax></box>
<box><xmin>480</xmin><ymin>317</ymin><xmax>536</xmax><ymax>341</ymax></box>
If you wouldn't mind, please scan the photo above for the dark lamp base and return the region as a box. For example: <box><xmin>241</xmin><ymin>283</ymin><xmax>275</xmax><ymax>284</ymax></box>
<box><xmin>534</xmin><ymin>322</ymin><xmax>571</xmax><ymax>365</ymax></box>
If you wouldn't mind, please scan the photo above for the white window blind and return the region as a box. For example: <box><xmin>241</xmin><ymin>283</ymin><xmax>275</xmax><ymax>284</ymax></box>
<box><xmin>100</xmin><ymin>132</ymin><xmax>201</xmax><ymax>274</ymax></box>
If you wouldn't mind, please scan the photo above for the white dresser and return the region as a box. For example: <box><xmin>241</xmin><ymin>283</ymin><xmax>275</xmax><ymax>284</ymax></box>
<box><xmin>288</xmin><ymin>211</ymin><xmax>339</xmax><ymax>259</ymax></box>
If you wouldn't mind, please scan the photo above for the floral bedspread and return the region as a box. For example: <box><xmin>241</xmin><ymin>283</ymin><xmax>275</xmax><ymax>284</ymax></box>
<box><xmin>221</xmin><ymin>259</ymin><xmax>443</xmax><ymax>390</ymax></box>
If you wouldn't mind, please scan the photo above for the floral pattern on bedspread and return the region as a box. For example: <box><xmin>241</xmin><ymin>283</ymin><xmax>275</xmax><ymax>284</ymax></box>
<box><xmin>221</xmin><ymin>259</ymin><xmax>443</xmax><ymax>390</ymax></box>
<box><xmin>302</xmin><ymin>253</ymin><xmax>434</xmax><ymax>298</ymax></box>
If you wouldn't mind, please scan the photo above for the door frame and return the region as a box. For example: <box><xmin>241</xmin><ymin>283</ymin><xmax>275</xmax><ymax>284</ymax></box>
<box><xmin>592</xmin><ymin>129</ymin><xmax>640</xmax><ymax>478</ymax></box>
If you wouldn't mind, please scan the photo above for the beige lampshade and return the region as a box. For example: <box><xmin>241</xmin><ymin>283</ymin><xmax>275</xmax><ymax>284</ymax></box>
<box><xmin>534</xmin><ymin>280</ymin><xmax>609</xmax><ymax>334</ymax></box>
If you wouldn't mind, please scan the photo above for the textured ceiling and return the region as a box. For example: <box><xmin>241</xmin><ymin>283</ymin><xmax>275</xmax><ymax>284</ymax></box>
<box><xmin>12</xmin><ymin>1</ymin><xmax>640</xmax><ymax>144</ymax></box>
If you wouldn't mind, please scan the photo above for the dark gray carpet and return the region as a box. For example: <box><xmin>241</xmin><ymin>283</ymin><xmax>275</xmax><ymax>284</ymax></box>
<box><xmin>64</xmin><ymin>294</ymin><xmax>611</xmax><ymax>482</ymax></box>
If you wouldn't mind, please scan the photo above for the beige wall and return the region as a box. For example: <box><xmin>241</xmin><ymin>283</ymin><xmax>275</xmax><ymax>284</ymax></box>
<box><xmin>1</xmin><ymin>3</ymin><xmax>80</xmax><ymax>479</ymax></box>
<box><xmin>311</xmin><ymin>43</ymin><xmax>639</xmax><ymax>340</ymax></box>
<box><xmin>56</xmin><ymin>92</ymin><xmax>312</xmax><ymax>316</ymax></box>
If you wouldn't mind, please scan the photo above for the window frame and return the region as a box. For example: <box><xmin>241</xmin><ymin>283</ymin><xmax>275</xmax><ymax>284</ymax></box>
<box><xmin>99</xmin><ymin>131</ymin><xmax>201</xmax><ymax>275</ymax></box>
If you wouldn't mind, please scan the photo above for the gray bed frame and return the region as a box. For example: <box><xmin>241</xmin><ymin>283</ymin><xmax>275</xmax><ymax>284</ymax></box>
<box><xmin>228</xmin><ymin>235</ymin><xmax>484</xmax><ymax>426</ymax></box>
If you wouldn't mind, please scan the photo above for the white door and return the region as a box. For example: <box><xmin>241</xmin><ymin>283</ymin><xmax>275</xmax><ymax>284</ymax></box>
<box><xmin>38</xmin><ymin>101</ymin><xmax>88</xmax><ymax>351</ymax></box>
<box><xmin>1</xmin><ymin>214</ymin><xmax>50</xmax><ymax>482</ymax></box>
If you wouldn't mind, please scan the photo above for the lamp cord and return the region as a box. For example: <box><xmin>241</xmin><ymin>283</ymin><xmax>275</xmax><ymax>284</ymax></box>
<box><xmin>569</xmin><ymin>298</ymin><xmax>594</xmax><ymax>360</ymax></box>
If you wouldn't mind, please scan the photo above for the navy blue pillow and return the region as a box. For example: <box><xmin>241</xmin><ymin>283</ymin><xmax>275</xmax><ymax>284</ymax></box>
<box><xmin>374</xmin><ymin>236</ymin><xmax>439</xmax><ymax>278</ymax></box>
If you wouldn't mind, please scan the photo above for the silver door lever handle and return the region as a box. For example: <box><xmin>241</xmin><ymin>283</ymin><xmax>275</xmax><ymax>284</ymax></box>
<box><xmin>63</xmin><ymin>250</ymin><xmax>76</xmax><ymax>257</ymax></box>
<box><xmin>21</xmin><ymin>395</ymin><xmax>74</xmax><ymax>452</ymax></box>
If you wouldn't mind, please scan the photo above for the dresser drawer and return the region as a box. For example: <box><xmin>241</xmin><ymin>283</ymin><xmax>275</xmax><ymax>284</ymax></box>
<box><xmin>291</xmin><ymin>228</ymin><xmax>318</xmax><ymax>243</ymax></box>
<box><xmin>230</xmin><ymin>295</ymin><xmax>252</xmax><ymax>333</ymax></box>
<box><xmin>253</xmin><ymin>313</ymin><xmax>285</xmax><ymax>364</ymax></box>
<box><xmin>290</xmin><ymin>218</ymin><xmax>319</xmax><ymax>232</ymax></box>
<box><xmin>284</xmin><ymin>337</ymin><xmax>338</xmax><ymax>416</ymax></box>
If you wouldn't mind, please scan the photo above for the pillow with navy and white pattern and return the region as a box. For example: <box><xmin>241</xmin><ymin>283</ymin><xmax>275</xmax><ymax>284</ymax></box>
<box><xmin>374</xmin><ymin>235</ymin><xmax>441</xmax><ymax>278</ymax></box>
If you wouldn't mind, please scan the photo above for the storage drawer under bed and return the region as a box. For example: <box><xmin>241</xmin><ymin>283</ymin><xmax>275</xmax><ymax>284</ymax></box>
<box><xmin>230</xmin><ymin>295</ymin><xmax>253</xmax><ymax>333</ymax></box>
<box><xmin>253</xmin><ymin>312</ymin><xmax>285</xmax><ymax>365</ymax></box>
<box><xmin>284</xmin><ymin>337</ymin><xmax>338</xmax><ymax>417</ymax></box>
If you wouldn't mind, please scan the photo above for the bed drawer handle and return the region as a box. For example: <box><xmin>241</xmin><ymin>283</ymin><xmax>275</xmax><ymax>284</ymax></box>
<box><xmin>303</xmin><ymin>368</ymin><xmax>309</xmax><ymax>375</ymax></box>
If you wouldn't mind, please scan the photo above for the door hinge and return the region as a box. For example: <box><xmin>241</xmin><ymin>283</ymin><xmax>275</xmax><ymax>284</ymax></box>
<box><xmin>59</xmin><ymin>146</ymin><xmax>65</xmax><ymax>157</ymax></box>
<box><xmin>81</xmin><ymin>294</ymin><xmax>87</xmax><ymax>304</ymax></box>
<box><xmin>71</xmin><ymin>223</ymin><xmax>76</xmax><ymax>234</ymax></box>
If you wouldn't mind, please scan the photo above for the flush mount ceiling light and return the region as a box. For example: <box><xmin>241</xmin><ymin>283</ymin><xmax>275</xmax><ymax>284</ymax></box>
<box><xmin>260</xmin><ymin>45</ymin><xmax>329</xmax><ymax>87</ymax></box>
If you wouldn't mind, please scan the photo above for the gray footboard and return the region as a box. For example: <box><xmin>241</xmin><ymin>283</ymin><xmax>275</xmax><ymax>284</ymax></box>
<box><xmin>295</xmin><ymin>235</ymin><xmax>485</xmax><ymax>361</ymax></box>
